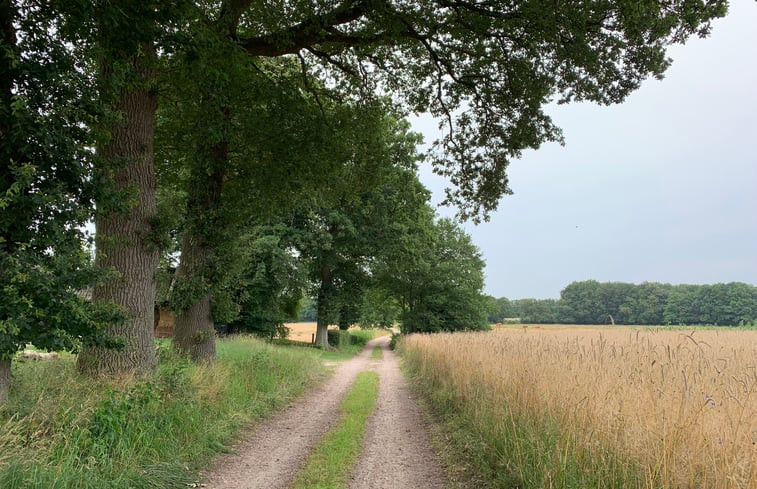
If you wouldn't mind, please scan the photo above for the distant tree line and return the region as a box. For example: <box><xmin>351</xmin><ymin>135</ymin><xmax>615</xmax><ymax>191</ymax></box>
<box><xmin>486</xmin><ymin>281</ymin><xmax>757</xmax><ymax>326</ymax></box>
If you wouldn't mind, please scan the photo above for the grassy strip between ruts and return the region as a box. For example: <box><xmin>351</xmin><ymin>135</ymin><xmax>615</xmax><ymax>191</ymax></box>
<box><xmin>0</xmin><ymin>336</ymin><xmax>325</xmax><ymax>489</ymax></box>
<box><xmin>291</xmin><ymin>370</ymin><xmax>380</xmax><ymax>489</ymax></box>
<box><xmin>371</xmin><ymin>345</ymin><xmax>383</xmax><ymax>360</ymax></box>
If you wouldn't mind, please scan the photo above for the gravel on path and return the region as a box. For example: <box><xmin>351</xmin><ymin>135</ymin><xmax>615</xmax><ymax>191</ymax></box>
<box><xmin>348</xmin><ymin>337</ymin><xmax>448</xmax><ymax>489</ymax></box>
<box><xmin>200</xmin><ymin>337</ymin><xmax>383</xmax><ymax>489</ymax></box>
<box><xmin>200</xmin><ymin>334</ymin><xmax>447</xmax><ymax>489</ymax></box>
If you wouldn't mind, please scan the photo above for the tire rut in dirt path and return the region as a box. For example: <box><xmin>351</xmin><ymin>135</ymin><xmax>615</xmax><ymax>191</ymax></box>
<box><xmin>200</xmin><ymin>337</ymin><xmax>384</xmax><ymax>489</ymax></box>
<box><xmin>348</xmin><ymin>337</ymin><xmax>448</xmax><ymax>489</ymax></box>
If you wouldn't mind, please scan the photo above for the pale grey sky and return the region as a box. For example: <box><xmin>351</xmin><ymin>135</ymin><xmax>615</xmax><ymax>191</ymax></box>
<box><xmin>412</xmin><ymin>1</ymin><xmax>757</xmax><ymax>299</ymax></box>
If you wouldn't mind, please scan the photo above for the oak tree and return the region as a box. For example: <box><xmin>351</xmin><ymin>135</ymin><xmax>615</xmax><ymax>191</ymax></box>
<box><xmin>77</xmin><ymin>0</ymin><xmax>728</xmax><ymax>371</ymax></box>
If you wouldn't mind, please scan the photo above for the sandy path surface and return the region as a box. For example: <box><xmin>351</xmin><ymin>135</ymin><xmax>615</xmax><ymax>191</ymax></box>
<box><xmin>201</xmin><ymin>335</ymin><xmax>447</xmax><ymax>489</ymax></box>
<box><xmin>348</xmin><ymin>337</ymin><xmax>447</xmax><ymax>489</ymax></box>
<box><xmin>200</xmin><ymin>338</ymin><xmax>383</xmax><ymax>489</ymax></box>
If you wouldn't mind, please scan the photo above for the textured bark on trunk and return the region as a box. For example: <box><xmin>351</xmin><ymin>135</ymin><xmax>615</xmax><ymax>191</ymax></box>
<box><xmin>314</xmin><ymin>265</ymin><xmax>332</xmax><ymax>350</ymax></box>
<box><xmin>173</xmin><ymin>292</ymin><xmax>217</xmax><ymax>363</ymax></box>
<box><xmin>172</xmin><ymin>233</ymin><xmax>217</xmax><ymax>363</ymax></box>
<box><xmin>171</xmin><ymin>144</ymin><xmax>226</xmax><ymax>363</ymax></box>
<box><xmin>169</xmin><ymin>10</ymin><xmax>241</xmax><ymax>363</ymax></box>
<box><xmin>77</xmin><ymin>45</ymin><xmax>159</xmax><ymax>376</ymax></box>
<box><xmin>0</xmin><ymin>358</ymin><xmax>10</xmax><ymax>404</ymax></box>
<box><xmin>314</xmin><ymin>316</ymin><xmax>331</xmax><ymax>350</ymax></box>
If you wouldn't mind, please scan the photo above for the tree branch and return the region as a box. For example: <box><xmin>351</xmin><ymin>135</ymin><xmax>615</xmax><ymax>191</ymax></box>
<box><xmin>436</xmin><ymin>0</ymin><xmax>520</xmax><ymax>21</ymax></box>
<box><xmin>239</xmin><ymin>0</ymin><xmax>373</xmax><ymax>56</ymax></box>
<box><xmin>217</xmin><ymin>0</ymin><xmax>255</xmax><ymax>37</ymax></box>
<box><xmin>296</xmin><ymin>52</ymin><xmax>326</xmax><ymax>116</ymax></box>
<box><xmin>305</xmin><ymin>47</ymin><xmax>362</xmax><ymax>80</ymax></box>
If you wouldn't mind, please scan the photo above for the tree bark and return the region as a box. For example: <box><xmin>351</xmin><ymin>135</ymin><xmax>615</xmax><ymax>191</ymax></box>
<box><xmin>171</xmin><ymin>142</ymin><xmax>226</xmax><ymax>363</ymax></box>
<box><xmin>172</xmin><ymin>292</ymin><xmax>217</xmax><ymax>363</ymax></box>
<box><xmin>172</xmin><ymin>232</ymin><xmax>217</xmax><ymax>363</ymax></box>
<box><xmin>0</xmin><ymin>358</ymin><xmax>9</xmax><ymax>404</ymax></box>
<box><xmin>314</xmin><ymin>264</ymin><xmax>332</xmax><ymax>350</ymax></box>
<box><xmin>315</xmin><ymin>314</ymin><xmax>331</xmax><ymax>350</ymax></box>
<box><xmin>169</xmin><ymin>8</ymin><xmax>243</xmax><ymax>362</ymax></box>
<box><xmin>77</xmin><ymin>44</ymin><xmax>159</xmax><ymax>376</ymax></box>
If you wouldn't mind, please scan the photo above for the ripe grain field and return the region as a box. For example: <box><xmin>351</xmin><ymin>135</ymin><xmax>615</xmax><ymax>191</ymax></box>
<box><xmin>401</xmin><ymin>328</ymin><xmax>757</xmax><ymax>488</ymax></box>
<box><xmin>283</xmin><ymin>322</ymin><xmax>388</xmax><ymax>343</ymax></box>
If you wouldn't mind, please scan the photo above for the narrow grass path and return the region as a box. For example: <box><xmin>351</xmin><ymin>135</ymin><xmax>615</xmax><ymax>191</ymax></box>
<box><xmin>291</xmin><ymin>371</ymin><xmax>380</xmax><ymax>489</ymax></box>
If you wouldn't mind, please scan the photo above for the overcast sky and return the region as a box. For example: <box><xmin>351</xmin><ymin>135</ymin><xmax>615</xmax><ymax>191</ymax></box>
<box><xmin>411</xmin><ymin>1</ymin><xmax>757</xmax><ymax>299</ymax></box>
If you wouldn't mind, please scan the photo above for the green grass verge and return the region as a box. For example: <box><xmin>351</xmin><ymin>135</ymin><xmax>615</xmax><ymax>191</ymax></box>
<box><xmin>370</xmin><ymin>345</ymin><xmax>383</xmax><ymax>360</ymax></box>
<box><xmin>291</xmin><ymin>371</ymin><xmax>380</xmax><ymax>489</ymax></box>
<box><xmin>400</xmin><ymin>343</ymin><xmax>644</xmax><ymax>489</ymax></box>
<box><xmin>0</xmin><ymin>336</ymin><xmax>325</xmax><ymax>489</ymax></box>
<box><xmin>274</xmin><ymin>329</ymin><xmax>388</xmax><ymax>362</ymax></box>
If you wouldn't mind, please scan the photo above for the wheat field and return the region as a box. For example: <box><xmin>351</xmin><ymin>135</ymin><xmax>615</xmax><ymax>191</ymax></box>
<box><xmin>402</xmin><ymin>328</ymin><xmax>757</xmax><ymax>488</ymax></box>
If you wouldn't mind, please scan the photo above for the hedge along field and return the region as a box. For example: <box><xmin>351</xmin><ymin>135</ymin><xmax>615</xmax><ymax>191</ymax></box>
<box><xmin>401</xmin><ymin>329</ymin><xmax>757</xmax><ymax>489</ymax></box>
<box><xmin>0</xmin><ymin>336</ymin><xmax>325</xmax><ymax>489</ymax></box>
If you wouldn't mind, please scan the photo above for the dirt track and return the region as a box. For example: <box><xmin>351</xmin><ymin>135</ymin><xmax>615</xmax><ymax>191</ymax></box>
<box><xmin>348</xmin><ymin>337</ymin><xmax>446</xmax><ymax>489</ymax></box>
<box><xmin>200</xmin><ymin>336</ymin><xmax>447</xmax><ymax>489</ymax></box>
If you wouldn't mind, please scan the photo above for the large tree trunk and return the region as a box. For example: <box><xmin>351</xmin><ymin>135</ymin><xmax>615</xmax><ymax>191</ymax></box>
<box><xmin>315</xmin><ymin>314</ymin><xmax>331</xmax><ymax>350</ymax></box>
<box><xmin>0</xmin><ymin>358</ymin><xmax>9</xmax><ymax>404</ymax></box>
<box><xmin>171</xmin><ymin>146</ymin><xmax>226</xmax><ymax>363</ymax></box>
<box><xmin>170</xmin><ymin>8</ymin><xmax>242</xmax><ymax>362</ymax></box>
<box><xmin>173</xmin><ymin>293</ymin><xmax>217</xmax><ymax>363</ymax></box>
<box><xmin>314</xmin><ymin>264</ymin><xmax>333</xmax><ymax>350</ymax></box>
<box><xmin>77</xmin><ymin>44</ymin><xmax>159</xmax><ymax>376</ymax></box>
<box><xmin>172</xmin><ymin>233</ymin><xmax>217</xmax><ymax>363</ymax></box>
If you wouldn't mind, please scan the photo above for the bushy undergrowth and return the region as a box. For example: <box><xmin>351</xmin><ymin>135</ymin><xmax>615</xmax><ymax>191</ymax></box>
<box><xmin>388</xmin><ymin>332</ymin><xmax>401</xmax><ymax>350</ymax></box>
<box><xmin>327</xmin><ymin>329</ymin><xmax>377</xmax><ymax>352</ymax></box>
<box><xmin>0</xmin><ymin>336</ymin><xmax>324</xmax><ymax>489</ymax></box>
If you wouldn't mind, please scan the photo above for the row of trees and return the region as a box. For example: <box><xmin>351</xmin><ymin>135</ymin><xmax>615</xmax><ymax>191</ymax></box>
<box><xmin>486</xmin><ymin>281</ymin><xmax>757</xmax><ymax>326</ymax></box>
<box><xmin>227</xmin><ymin>212</ymin><xmax>491</xmax><ymax>340</ymax></box>
<box><xmin>1</xmin><ymin>0</ymin><xmax>727</xmax><ymax>402</ymax></box>
<box><xmin>173</xmin><ymin>116</ymin><xmax>492</xmax><ymax>344</ymax></box>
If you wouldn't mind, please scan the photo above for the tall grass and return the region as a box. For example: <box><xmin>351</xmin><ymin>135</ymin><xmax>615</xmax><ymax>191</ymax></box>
<box><xmin>0</xmin><ymin>336</ymin><xmax>325</xmax><ymax>489</ymax></box>
<box><xmin>401</xmin><ymin>329</ymin><xmax>757</xmax><ymax>489</ymax></box>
